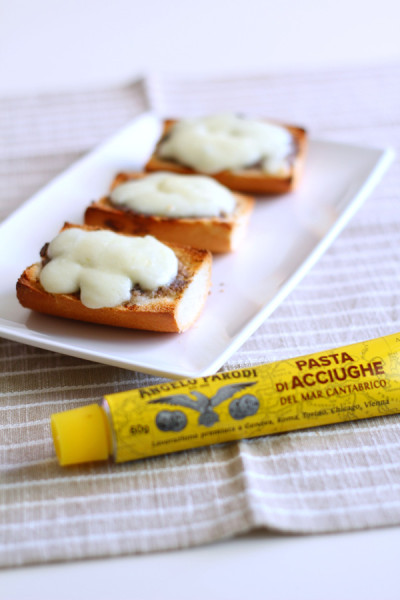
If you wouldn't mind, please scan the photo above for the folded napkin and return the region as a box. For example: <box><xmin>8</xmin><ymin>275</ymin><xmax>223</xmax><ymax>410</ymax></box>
<box><xmin>1</xmin><ymin>65</ymin><xmax>400</xmax><ymax>567</ymax></box>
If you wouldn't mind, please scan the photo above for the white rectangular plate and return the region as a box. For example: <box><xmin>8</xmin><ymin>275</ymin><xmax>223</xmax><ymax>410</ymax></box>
<box><xmin>0</xmin><ymin>113</ymin><xmax>394</xmax><ymax>378</ymax></box>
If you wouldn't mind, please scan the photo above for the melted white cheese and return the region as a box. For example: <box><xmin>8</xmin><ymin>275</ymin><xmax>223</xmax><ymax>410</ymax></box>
<box><xmin>39</xmin><ymin>228</ymin><xmax>178</xmax><ymax>309</ymax></box>
<box><xmin>158</xmin><ymin>114</ymin><xmax>293</xmax><ymax>175</ymax></box>
<box><xmin>110</xmin><ymin>172</ymin><xmax>236</xmax><ymax>218</ymax></box>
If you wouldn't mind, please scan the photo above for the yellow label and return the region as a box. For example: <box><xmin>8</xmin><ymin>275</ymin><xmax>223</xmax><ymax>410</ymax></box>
<box><xmin>104</xmin><ymin>332</ymin><xmax>400</xmax><ymax>463</ymax></box>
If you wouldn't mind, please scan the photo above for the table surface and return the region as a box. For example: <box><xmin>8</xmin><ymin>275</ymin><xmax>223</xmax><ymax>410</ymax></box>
<box><xmin>2</xmin><ymin>526</ymin><xmax>400</xmax><ymax>600</ymax></box>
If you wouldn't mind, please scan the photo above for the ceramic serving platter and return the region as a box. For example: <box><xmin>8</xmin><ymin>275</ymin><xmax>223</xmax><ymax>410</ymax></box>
<box><xmin>0</xmin><ymin>113</ymin><xmax>394</xmax><ymax>378</ymax></box>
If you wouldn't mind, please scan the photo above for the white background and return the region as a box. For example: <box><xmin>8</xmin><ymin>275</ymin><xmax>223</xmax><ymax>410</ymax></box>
<box><xmin>2</xmin><ymin>1</ymin><xmax>400</xmax><ymax>597</ymax></box>
<box><xmin>1</xmin><ymin>0</ymin><xmax>400</xmax><ymax>95</ymax></box>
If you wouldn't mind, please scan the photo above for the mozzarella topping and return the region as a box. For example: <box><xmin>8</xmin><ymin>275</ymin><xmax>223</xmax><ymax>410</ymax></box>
<box><xmin>39</xmin><ymin>228</ymin><xmax>178</xmax><ymax>309</ymax></box>
<box><xmin>110</xmin><ymin>172</ymin><xmax>236</xmax><ymax>218</ymax></box>
<box><xmin>158</xmin><ymin>114</ymin><xmax>293</xmax><ymax>175</ymax></box>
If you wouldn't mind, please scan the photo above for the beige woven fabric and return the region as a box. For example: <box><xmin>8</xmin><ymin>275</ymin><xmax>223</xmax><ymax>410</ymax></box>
<box><xmin>1</xmin><ymin>65</ymin><xmax>400</xmax><ymax>568</ymax></box>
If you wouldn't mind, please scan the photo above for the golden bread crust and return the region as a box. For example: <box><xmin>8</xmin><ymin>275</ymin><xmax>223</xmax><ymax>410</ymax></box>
<box><xmin>84</xmin><ymin>172</ymin><xmax>254</xmax><ymax>253</ymax></box>
<box><xmin>145</xmin><ymin>119</ymin><xmax>307</xmax><ymax>195</ymax></box>
<box><xmin>16</xmin><ymin>224</ymin><xmax>212</xmax><ymax>333</ymax></box>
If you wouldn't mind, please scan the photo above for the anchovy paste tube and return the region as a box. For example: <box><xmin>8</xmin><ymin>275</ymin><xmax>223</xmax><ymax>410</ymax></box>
<box><xmin>51</xmin><ymin>332</ymin><xmax>400</xmax><ymax>466</ymax></box>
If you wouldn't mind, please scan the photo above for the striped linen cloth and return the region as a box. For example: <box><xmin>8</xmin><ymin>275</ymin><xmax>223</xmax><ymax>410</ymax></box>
<box><xmin>1</xmin><ymin>65</ymin><xmax>400</xmax><ymax>567</ymax></box>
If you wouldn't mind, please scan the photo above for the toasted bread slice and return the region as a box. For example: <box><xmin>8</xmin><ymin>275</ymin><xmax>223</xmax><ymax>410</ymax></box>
<box><xmin>16</xmin><ymin>224</ymin><xmax>212</xmax><ymax>333</ymax></box>
<box><xmin>84</xmin><ymin>172</ymin><xmax>254</xmax><ymax>253</ymax></box>
<box><xmin>145</xmin><ymin>119</ymin><xmax>307</xmax><ymax>195</ymax></box>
